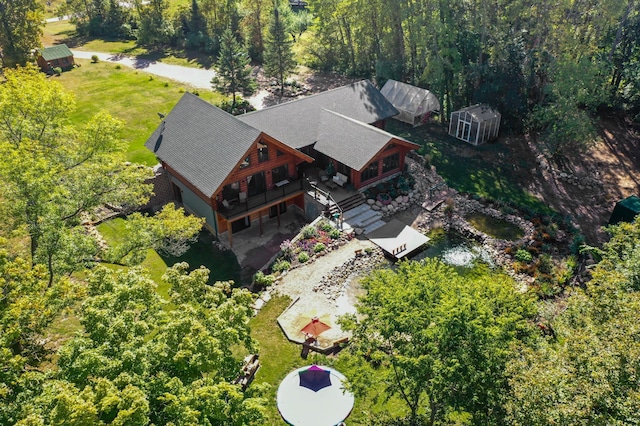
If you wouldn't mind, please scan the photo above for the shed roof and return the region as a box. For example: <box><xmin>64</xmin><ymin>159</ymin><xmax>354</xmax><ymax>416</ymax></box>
<box><xmin>39</xmin><ymin>44</ymin><xmax>73</xmax><ymax>61</ymax></box>
<box><xmin>380</xmin><ymin>79</ymin><xmax>440</xmax><ymax>115</ymax></box>
<box><xmin>314</xmin><ymin>110</ymin><xmax>418</xmax><ymax>171</ymax></box>
<box><xmin>145</xmin><ymin>93</ymin><xmax>263</xmax><ymax>198</ymax></box>
<box><xmin>454</xmin><ymin>104</ymin><xmax>501</xmax><ymax>122</ymax></box>
<box><xmin>238</xmin><ymin>80</ymin><xmax>398</xmax><ymax>149</ymax></box>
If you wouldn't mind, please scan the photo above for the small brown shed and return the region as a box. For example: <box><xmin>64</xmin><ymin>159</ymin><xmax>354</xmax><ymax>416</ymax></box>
<box><xmin>37</xmin><ymin>44</ymin><xmax>75</xmax><ymax>73</ymax></box>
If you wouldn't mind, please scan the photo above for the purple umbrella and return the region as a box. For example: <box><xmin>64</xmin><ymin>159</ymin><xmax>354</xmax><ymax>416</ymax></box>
<box><xmin>298</xmin><ymin>365</ymin><xmax>332</xmax><ymax>392</ymax></box>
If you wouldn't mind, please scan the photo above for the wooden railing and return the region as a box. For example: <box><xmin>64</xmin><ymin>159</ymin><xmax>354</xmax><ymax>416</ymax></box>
<box><xmin>306</xmin><ymin>178</ymin><xmax>344</xmax><ymax>229</ymax></box>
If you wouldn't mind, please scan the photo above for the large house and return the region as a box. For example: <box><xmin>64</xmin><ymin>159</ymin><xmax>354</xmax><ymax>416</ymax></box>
<box><xmin>145</xmin><ymin>80</ymin><xmax>419</xmax><ymax>242</ymax></box>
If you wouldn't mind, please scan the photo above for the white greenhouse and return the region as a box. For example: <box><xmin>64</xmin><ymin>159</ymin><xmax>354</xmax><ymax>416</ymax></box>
<box><xmin>380</xmin><ymin>79</ymin><xmax>440</xmax><ymax>126</ymax></box>
<box><xmin>448</xmin><ymin>104</ymin><xmax>501</xmax><ymax>145</ymax></box>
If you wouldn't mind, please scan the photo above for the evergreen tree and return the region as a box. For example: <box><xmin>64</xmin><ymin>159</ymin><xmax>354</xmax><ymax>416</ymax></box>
<box><xmin>211</xmin><ymin>29</ymin><xmax>256</xmax><ymax>110</ymax></box>
<box><xmin>263</xmin><ymin>1</ymin><xmax>296</xmax><ymax>99</ymax></box>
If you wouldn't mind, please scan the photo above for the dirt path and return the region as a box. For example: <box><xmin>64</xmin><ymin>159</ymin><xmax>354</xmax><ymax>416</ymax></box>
<box><xmin>72</xmin><ymin>50</ymin><xmax>216</xmax><ymax>89</ymax></box>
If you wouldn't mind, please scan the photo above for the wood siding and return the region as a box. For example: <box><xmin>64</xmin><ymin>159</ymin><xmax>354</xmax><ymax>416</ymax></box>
<box><xmin>351</xmin><ymin>141</ymin><xmax>412</xmax><ymax>189</ymax></box>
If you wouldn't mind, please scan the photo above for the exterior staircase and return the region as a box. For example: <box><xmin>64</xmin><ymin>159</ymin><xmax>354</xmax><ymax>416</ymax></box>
<box><xmin>341</xmin><ymin>202</ymin><xmax>386</xmax><ymax>234</ymax></box>
<box><xmin>328</xmin><ymin>192</ymin><xmax>366</xmax><ymax>215</ymax></box>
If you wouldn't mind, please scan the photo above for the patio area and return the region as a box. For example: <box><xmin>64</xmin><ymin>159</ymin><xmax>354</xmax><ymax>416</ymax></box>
<box><xmin>220</xmin><ymin>208</ymin><xmax>309</xmax><ymax>272</ymax></box>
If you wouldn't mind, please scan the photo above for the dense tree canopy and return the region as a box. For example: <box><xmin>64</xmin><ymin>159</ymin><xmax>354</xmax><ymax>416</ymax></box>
<box><xmin>0</xmin><ymin>0</ymin><xmax>43</xmax><ymax>68</ymax></box>
<box><xmin>341</xmin><ymin>260</ymin><xmax>536</xmax><ymax>425</ymax></box>
<box><xmin>2</xmin><ymin>264</ymin><xmax>266</xmax><ymax>425</ymax></box>
<box><xmin>506</xmin><ymin>220</ymin><xmax>640</xmax><ymax>424</ymax></box>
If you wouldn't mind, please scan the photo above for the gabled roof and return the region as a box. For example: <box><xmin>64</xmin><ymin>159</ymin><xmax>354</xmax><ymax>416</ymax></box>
<box><xmin>454</xmin><ymin>104</ymin><xmax>501</xmax><ymax>121</ymax></box>
<box><xmin>238</xmin><ymin>80</ymin><xmax>399</xmax><ymax>149</ymax></box>
<box><xmin>314</xmin><ymin>110</ymin><xmax>418</xmax><ymax>171</ymax></box>
<box><xmin>380</xmin><ymin>79</ymin><xmax>440</xmax><ymax>115</ymax></box>
<box><xmin>39</xmin><ymin>44</ymin><xmax>73</xmax><ymax>61</ymax></box>
<box><xmin>145</xmin><ymin>93</ymin><xmax>263</xmax><ymax>198</ymax></box>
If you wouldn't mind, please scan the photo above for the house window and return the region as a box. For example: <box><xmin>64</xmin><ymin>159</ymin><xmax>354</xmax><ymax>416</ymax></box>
<box><xmin>247</xmin><ymin>171</ymin><xmax>266</xmax><ymax>196</ymax></box>
<box><xmin>240</xmin><ymin>155</ymin><xmax>250</xmax><ymax>168</ymax></box>
<box><xmin>277</xmin><ymin>149</ymin><xmax>284</xmax><ymax>157</ymax></box>
<box><xmin>222</xmin><ymin>181</ymin><xmax>240</xmax><ymax>202</ymax></box>
<box><xmin>382</xmin><ymin>153</ymin><xmax>400</xmax><ymax>173</ymax></box>
<box><xmin>62</xmin><ymin>57</ymin><xmax>68</xmax><ymax>64</ymax></box>
<box><xmin>258</xmin><ymin>142</ymin><xmax>269</xmax><ymax>163</ymax></box>
<box><xmin>361</xmin><ymin>161</ymin><xmax>379</xmax><ymax>182</ymax></box>
<box><xmin>385</xmin><ymin>143</ymin><xmax>395</xmax><ymax>151</ymax></box>
<box><xmin>271</xmin><ymin>164</ymin><xmax>288</xmax><ymax>184</ymax></box>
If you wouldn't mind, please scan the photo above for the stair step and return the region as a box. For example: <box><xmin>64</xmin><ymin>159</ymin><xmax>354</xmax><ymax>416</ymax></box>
<box><xmin>363</xmin><ymin>219</ymin><xmax>387</xmax><ymax>234</ymax></box>
<box><xmin>342</xmin><ymin>204</ymin><xmax>371</xmax><ymax>220</ymax></box>
<box><xmin>356</xmin><ymin>213</ymin><xmax>384</xmax><ymax>228</ymax></box>
<box><xmin>350</xmin><ymin>209</ymin><xmax>380</xmax><ymax>226</ymax></box>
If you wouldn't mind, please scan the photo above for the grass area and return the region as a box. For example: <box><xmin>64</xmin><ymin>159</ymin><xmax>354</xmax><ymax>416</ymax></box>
<box><xmin>161</xmin><ymin>231</ymin><xmax>242</xmax><ymax>286</ymax></box>
<box><xmin>249</xmin><ymin>296</ymin><xmax>330</xmax><ymax>424</ymax></box>
<box><xmin>42</xmin><ymin>19</ymin><xmax>76</xmax><ymax>46</ymax></box>
<box><xmin>249</xmin><ymin>295</ymin><xmax>408</xmax><ymax>425</ymax></box>
<box><xmin>98</xmin><ymin>218</ymin><xmax>242</xmax><ymax>293</ymax></box>
<box><xmin>55</xmin><ymin>59</ymin><xmax>224</xmax><ymax>165</ymax></box>
<box><xmin>388</xmin><ymin>120</ymin><xmax>553</xmax><ymax>214</ymax></box>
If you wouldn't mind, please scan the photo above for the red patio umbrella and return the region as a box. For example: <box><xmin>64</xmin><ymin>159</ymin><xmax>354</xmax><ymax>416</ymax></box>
<box><xmin>300</xmin><ymin>316</ymin><xmax>331</xmax><ymax>338</ymax></box>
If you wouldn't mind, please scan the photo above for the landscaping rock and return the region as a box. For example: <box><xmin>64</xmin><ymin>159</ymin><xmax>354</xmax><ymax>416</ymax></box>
<box><xmin>367</xmin><ymin>199</ymin><xmax>375</xmax><ymax>205</ymax></box>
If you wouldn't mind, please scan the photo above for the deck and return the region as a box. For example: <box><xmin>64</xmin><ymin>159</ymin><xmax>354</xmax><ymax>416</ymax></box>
<box><xmin>366</xmin><ymin>219</ymin><xmax>430</xmax><ymax>258</ymax></box>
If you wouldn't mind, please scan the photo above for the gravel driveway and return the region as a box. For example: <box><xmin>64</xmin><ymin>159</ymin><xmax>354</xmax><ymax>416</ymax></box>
<box><xmin>72</xmin><ymin>50</ymin><xmax>216</xmax><ymax>89</ymax></box>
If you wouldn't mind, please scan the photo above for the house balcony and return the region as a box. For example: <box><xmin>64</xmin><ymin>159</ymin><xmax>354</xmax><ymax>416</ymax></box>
<box><xmin>217</xmin><ymin>178</ymin><xmax>304</xmax><ymax>220</ymax></box>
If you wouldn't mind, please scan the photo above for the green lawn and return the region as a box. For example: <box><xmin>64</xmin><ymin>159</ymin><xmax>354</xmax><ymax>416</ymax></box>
<box><xmin>388</xmin><ymin>120</ymin><xmax>553</xmax><ymax>214</ymax></box>
<box><xmin>56</xmin><ymin>59</ymin><xmax>224</xmax><ymax>165</ymax></box>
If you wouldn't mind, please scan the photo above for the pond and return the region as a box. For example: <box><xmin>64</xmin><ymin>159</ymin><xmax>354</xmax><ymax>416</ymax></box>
<box><xmin>465</xmin><ymin>212</ymin><xmax>524</xmax><ymax>241</ymax></box>
<box><xmin>410</xmin><ymin>230</ymin><xmax>494</xmax><ymax>272</ymax></box>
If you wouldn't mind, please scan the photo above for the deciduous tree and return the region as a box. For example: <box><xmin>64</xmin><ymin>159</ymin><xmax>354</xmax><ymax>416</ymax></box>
<box><xmin>506</xmin><ymin>219</ymin><xmax>640</xmax><ymax>424</ymax></box>
<box><xmin>341</xmin><ymin>259</ymin><xmax>536</xmax><ymax>425</ymax></box>
<box><xmin>0</xmin><ymin>0</ymin><xmax>43</xmax><ymax>68</ymax></box>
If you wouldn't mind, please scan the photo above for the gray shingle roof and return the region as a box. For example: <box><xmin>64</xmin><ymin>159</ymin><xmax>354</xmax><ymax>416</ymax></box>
<box><xmin>314</xmin><ymin>110</ymin><xmax>418</xmax><ymax>171</ymax></box>
<box><xmin>238</xmin><ymin>80</ymin><xmax>398</xmax><ymax>149</ymax></box>
<box><xmin>40</xmin><ymin>44</ymin><xmax>73</xmax><ymax>61</ymax></box>
<box><xmin>145</xmin><ymin>93</ymin><xmax>262</xmax><ymax>198</ymax></box>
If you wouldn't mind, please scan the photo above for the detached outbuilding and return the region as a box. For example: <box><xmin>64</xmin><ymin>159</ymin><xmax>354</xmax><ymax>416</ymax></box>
<box><xmin>609</xmin><ymin>195</ymin><xmax>640</xmax><ymax>225</ymax></box>
<box><xmin>448</xmin><ymin>104</ymin><xmax>501</xmax><ymax>145</ymax></box>
<box><xmin>36</xmin><ymin>44</ymin><xmax>75</xmax><ymax>73</ymax></box>
<box><xmin>380</xmin><ymin>79</ymin><xmax>440</xmax><ymax>126</ymax></box>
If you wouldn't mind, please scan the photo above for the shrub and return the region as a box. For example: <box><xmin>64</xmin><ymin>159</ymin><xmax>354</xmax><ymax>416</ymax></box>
<box><xmin>298</xmin><ymin>252</ymin><xmax>310</xmax><ymax>263</ymax></box>
<box><xmin>280</xmin><ymin>239</ymin><xmax>294</xmax><ymax>260</ymax></box>
<box><xmin>364</xmin><ymin>247</ymin><xmax>373</xmax><ymax>255</ymax></box>
<box><xmin>515</xmin><ymin>249</ymin><xmax>533</xmax><ymax>263</ymax></box>
<box><xmin>52</xmin><ymin>67</ymin><xmax>62</xmax><ymax>75</ymax></box>
<box><xmin>115</xmin><ymin>64</ymin><xmax>122</xmax><ymax>69</ymax></box>
<box><xmin>318</xmin><ymin>220</ymin><xmax>333</xmax><ymax>232</ymax></box>
<box><xmin>253</xmin><ymin>271</ymin><xmax>275</xmax><ymax>289</ymax></box>
<box><xmin>313</xmin><ymin>243</ymin><xmax>326</xmax><ymax>253</ymax></box>
<box><xmin>272</xmin><ymin>259</ymin><xmax>291</xmax><ymax>273</ymax></box>
<box><xmin>329</xmin><ymin>229</ymin><xmax>340</xmax><ymax>239</ymax></box>
<box><xmin>91</xmin><ymin>54</ymin><xmax>99</xmax><ymax>63</ymax></box>
<box><xmin>215</xmin><ymin>98</ymin><xmax>256</xmax><ymax>116</ymax></box>
<box><xmin>164</xmin><ymin>82</ymin><xmax>169</xmax><ymax>87</ymax></box>
<box><xmin>302</xmin><ymin>225</ymin><xmax>317</xmax><ymax>239</ymax></box>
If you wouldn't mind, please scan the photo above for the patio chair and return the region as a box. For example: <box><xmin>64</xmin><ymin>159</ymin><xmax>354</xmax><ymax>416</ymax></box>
<box><xmin>222</xmin><ymin>199</ymin><xmax>230</xmax><ymax>208</ymax></box>
<box><xmin>239</xmin><ymin>192</ymin><xmax>247</xmax><ymax>202</ymax></box>
<box><xmin>319</xmin><ymin>170</ymin><xmax>329</xmax><ymax>182</ymax></box>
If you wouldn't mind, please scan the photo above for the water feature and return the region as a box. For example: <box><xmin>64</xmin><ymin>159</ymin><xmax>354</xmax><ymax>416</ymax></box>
<box><xmin>465</xmin><ymin>212</ymin><xmax>524</xmax><ymax>241</ymax></box>
<box><xmin>411</xmin><ymin>230</ymin><xmax>494</xmax><ymax>270</ymax></box>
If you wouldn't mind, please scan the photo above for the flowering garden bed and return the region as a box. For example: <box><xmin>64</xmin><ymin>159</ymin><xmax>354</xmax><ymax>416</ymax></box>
<box><xmin>268</xmin><ymin>219</ymin><xmax>351</xmax><ymax>274</ymax></box>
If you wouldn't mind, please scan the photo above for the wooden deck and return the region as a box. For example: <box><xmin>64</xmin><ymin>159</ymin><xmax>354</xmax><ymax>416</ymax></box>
<box><xmin>366</xmin><ymin>219</ymin><xmax>430</xmax><ymax>258</ymax></box>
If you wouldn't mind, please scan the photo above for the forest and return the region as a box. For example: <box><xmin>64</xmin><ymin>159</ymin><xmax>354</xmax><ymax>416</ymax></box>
<box><xmin>0</xmin><ymin>0</ymin><xmax>639</xmax><ymax>424</ymax></box>
<box><xmin>48</xmin><ymin>0</ymin><xmax>640</xmax><ymax>154</ymax></box>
